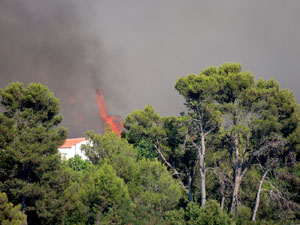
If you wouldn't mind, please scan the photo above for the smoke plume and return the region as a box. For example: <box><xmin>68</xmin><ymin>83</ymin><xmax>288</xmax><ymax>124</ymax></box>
<box><xmin>1</xmin><ymin>0</ymin><xmax>300</xmax><ymax>137</ymax></box>
<box><xmin>0</xmin><ymin>0</ymin><xmax>127</xmax><ymax>137</ymax></box>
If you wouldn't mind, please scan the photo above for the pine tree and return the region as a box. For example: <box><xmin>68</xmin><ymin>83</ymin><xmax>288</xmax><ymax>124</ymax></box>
<box><xmin>0</xmin><ymin>82</ymin><xmax>68</xmax><ymax>224</ymax></box>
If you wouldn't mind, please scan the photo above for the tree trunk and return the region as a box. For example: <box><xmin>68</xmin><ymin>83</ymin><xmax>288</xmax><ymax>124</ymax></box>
<box><xmin>252</xmin><ymin>169</ymin><xmax>269</xmax><ymax>221</ymax></box>
<box><xmin>200</xmin><ymin>171</ymin><xmax>206</xmax><ymax>206</ymax></box>
<box><xmin>21</xmin><ymin>195</ymin><xmax>26</xmax><ymax>213</ymax></box>
<box><xmin>187</xmin><ymin>173</ymin><xmax>193</xmax><ymax>202</ymax></box>
<box><xmin>21</xmin><ymin>164</ymin><xmax>26</xmax><ymax>213</ymax></box>
<box><xmin>219</xmin><ymin>176</ymin><xmax>227</xmax><ymax>211</ymax></box>
<box><xmin>230</xmin><ymin>169</ymin><xmax>241</xmax><ymax>214</ymax></box>
<box><xmin>230</xmin><ymin>134</ymin><xmax>242</xmax><ymax>215</ymax></box>
<box><xmin>199</xmin><ymin>132</ymin><xmax>206</xmax><ymax>206</ymax></box>
<box><xmin>221</xmin><ymin>195</ymin><xmax>225</xmax><ymax>211</ymax></box>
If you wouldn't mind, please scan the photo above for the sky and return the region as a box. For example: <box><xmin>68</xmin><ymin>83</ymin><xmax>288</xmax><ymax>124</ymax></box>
<box><xmin>1</xmin><ymin>0</ymin><xmax>300</xmax><ymax>137</ymax></box>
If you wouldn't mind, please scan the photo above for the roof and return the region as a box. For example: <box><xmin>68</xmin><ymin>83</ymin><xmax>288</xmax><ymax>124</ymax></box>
<box><xmin>59</xmin><ymin>138</ymin><xmax>86</xmax><ymax>148</ymax></box>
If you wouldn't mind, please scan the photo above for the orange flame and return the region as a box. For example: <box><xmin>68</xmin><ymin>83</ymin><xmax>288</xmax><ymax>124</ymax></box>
<box><xmin>95</xmin><ymin>89</ymin><xmax>123</xmax><ymax>137</ymax></box>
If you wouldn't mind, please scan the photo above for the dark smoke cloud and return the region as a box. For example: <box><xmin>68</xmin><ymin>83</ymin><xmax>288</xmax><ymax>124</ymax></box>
<box><xmin>1</xmin><ymin>0</ymin><xmax>300</xmax><ymax>137</ymax></box>
<box><xmin>0</xmin><ymin>0</ymin><xmax>127</xmax><ymax>137</ymax></box>
<box><xmin>81</xmin><ymin>0</ymin><xmax>300</xmax><ymax>118</ymax></box>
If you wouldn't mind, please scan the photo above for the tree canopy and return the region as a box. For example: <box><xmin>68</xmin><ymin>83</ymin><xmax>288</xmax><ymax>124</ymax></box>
<box><xmin>0</xmin><ymin>82</ymin><xmax>68</xmax><ymax>224</ymax></box>
<box><xmin>1</xmin><ymin>63</ymin><xmax>299</xmax><ymax>225</ymax></box>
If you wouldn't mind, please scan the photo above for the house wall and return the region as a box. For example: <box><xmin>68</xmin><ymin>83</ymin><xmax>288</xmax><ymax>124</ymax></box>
<box><xmin>58</xmin><ymin>140</ymin><xmax>88</xmax><ymax>160</ymax></box>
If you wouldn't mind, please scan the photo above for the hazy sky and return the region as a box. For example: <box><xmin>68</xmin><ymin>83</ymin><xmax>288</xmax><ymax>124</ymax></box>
<box><xmin>1</xmin><ymin>0</ymin><xmax>300</xmax><ymax>137</ymax></box>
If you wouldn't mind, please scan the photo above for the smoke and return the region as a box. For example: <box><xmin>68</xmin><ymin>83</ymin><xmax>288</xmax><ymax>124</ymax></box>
<box><xmin>1</xmin><ymin>0</ymin><xmax>300</xmax><ymax>137</ymax></box>
<box><xmin>0</xmin><ymin>0</ymin><xmax>127</xmax><ymax>137</ymax></box>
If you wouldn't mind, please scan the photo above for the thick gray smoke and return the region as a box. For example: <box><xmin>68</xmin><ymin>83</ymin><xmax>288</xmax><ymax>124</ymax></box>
<box><xmin>1</xmin><ymin>0</ymin><xmax>300</xmax><ymax>138</ymax></box>
<box><xmin>0</xmin><ymin>0</ymin><xmax>127</xmax><ymax>137</ymax></box>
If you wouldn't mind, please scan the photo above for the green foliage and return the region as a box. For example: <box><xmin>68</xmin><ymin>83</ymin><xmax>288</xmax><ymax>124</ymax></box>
<box><xmin>81</xmin><ymin>131</ymin><xmax>183</xmax><ymax>223</ymax></box>
<box><xmin>135</xmin><ymin>138</ymin><xmax>158</xmax><ymax>159</ymax></box>
<box><xmin>0</xmin><ymin>82</ymin><xmax>69</xmax><ymax>224</ymax></box>
<box><xmin>175</xmin><ymin>63</ymin><xmax>300</xmax><ymax>221</ymax></box>
<box><xmin>123</xmin><ymin>105</ymin><xmax>194</xmax><ymax>197</ymax></box>
<box><xmin>124</xmin><ymin>106</ymin><xmax>193</xmax><ymax>175</ymax></box>
<box><xmin>1</xmin><ymin>66</ymin><xmax>299</xmax><ymax>225</ymax></box>
<box><xmin>123</xmin><ymin>106</ymin><xmax>188</xmax><ymax>161</ymax></box>
<box><xmin>67</xmin><ymin>155</ymin><xmax>91</xmax><ymax>171</ymax></box>
<box><xmin>0</xmin><ymin>192</ymin><xmax>27</xmax><ymax>225</ymax></box>
<box><xmin>131</xmin><ymin>159</ymin><xmax>183</xmax><ymax>213</ymax></box>
<box><xmin>83</xmin><ymin>164</ymin><xmax>131</xmax><ymax>224</ymax></box>
<box><xmin>63</xmin><ymin>180</ymin><xmax>89</xmax><ymax>225</ymax></box>
<box><xmin>163</xmin><ymin>208</ymin><xmax>185</xmax><ymax>225</ymax></box>
<box><xmin>185</xmin><ymin>200</ymin><xmax>234</xmax><ymax>225</ymax></box>
<box><xmin>82</xmin><ymin>130</ymin><xmax>136</xmax><ymax>164</ymax></box>
<box><xmin>63</xmin><ymin>163</ymin><xmax>131</xmax><ymax>225</ymax></box>
<box><xmin>235</xmin><ymin>206</ymin><xmax>252</xmax><ymax>222</ymax></box>
<box><xmin>123</xmin><ymin>105</ymin><xmax>165</xmax><ymax>159</ymax></box>
<box><xmin>175</xmin><ymin>74</ymin><xmax>219</xmax><ymax>101</ymax></box>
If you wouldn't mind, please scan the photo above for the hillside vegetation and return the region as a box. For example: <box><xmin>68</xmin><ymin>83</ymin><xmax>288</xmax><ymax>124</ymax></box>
<box><xmin>0</xmin><ymin>63</ymin><xmax>299</xmax><ymax>224</ymax></box>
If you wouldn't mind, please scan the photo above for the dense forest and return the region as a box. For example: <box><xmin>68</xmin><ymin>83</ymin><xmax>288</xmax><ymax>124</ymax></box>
<box><xmin>0</xmin><ymin>63</ymin><xmax>299</xmax><ymax>225</ymax></box>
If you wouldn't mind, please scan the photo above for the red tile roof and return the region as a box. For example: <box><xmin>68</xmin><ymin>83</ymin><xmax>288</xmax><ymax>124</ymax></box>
<box><xmin>60</xmin><ymin>138</ymin><xmax>86</xmax><ymax>148</ymax></box>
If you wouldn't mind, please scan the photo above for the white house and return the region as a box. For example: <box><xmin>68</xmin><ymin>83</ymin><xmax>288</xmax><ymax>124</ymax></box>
<box><xmin>58</xmin><ymin>138</ymin><xmax>88</xmax><ymax>160</ymax></box>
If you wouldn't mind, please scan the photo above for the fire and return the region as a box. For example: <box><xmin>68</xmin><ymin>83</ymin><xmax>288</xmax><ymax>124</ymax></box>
<box><xmin>95</xmin><ymin>89</ymin><xmax>123</xmax><ymax>137</ymax></box>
